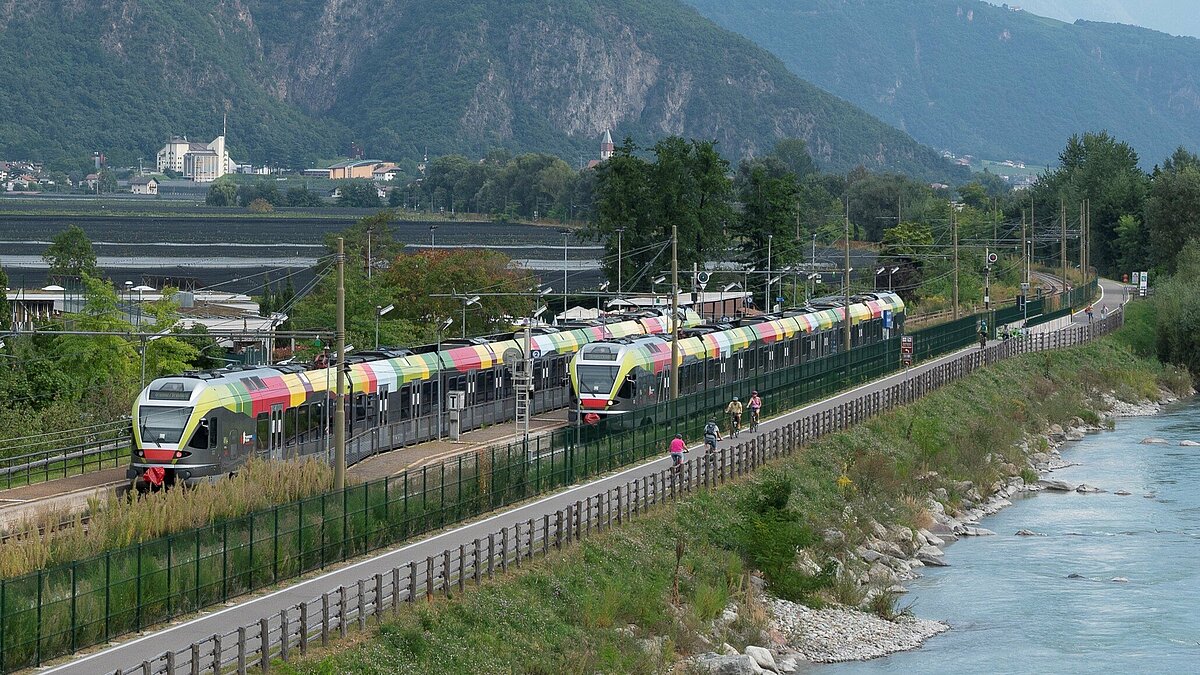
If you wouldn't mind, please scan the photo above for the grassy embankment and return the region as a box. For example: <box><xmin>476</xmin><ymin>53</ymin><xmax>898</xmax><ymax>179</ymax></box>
<box><xmin>280</xmin><ymin>318</ymin><xmax>1191</xmax><ymax>675</ymax></box>
<box><xmin>0</xmin><ymin>460</ymin><xmax>332</xmax><ymax>578</ymax></box>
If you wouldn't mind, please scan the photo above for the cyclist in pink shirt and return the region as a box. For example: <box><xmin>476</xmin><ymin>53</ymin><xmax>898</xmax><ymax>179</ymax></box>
<box><xmin>669</xmin><ymin>433</ymin><xmax>687</xmax><ymax>470</ymax></box>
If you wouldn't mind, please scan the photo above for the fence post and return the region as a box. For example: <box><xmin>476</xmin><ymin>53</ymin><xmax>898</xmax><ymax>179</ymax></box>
<box><xmin>408</xmin><ymin>561</ymin><xmax>417</xmax><ymax>603</ymax></box>
<box><xmin>556</xmin><ymin>510</ymin><xmax>564</xmax><ymax>549</ymax></box>
<box><xmin>259</xmin><ymin>617</ymin><xmax>270</xmax><ymax>673</ymax></box>
<box><xmin>474</xmin><ymin>539</ymin><xmax>482</xmax><ymax>585</ymax></box>
<box><xmin>488</xmin><ymin>534</ymin><xmax>496</xmax><ymax>578</ymax></box>
<box><xmin>279</xmin><ymin>609</ymin><xmax>290</xmax><ymax>663</ymax></box>
<box><xmin>501</xmin><ymin>528</ymin><xmax>510</xmax><ymax>573</ymax></box>
<box><xmin>213</xmin><ymin>634</ymin><xmax>222</xmax><ymax>674</ymax></box>
<box><xmin>357</xmin><ymin>579</ymin><xmax>366</xmax><ymax>631</ymax></box>
<box><xmin>543</xmin><ymin>514</ymin><xmax>550</xmax><ymax>556</ymax></box>
<box><xmin>457</xmin><ymin>545</ymin><xmax>466</xmax><ymax>593</ymax></box>
<box><xmin>339</xmin><ymin>586</ymin><xmax>348</xmax><ymax>638</ymax></box>
<box><xmin>527</xmin><ymin>518</ymin><xmax>534</xmax><ymax>559</ymax></box>
<box><xmin>237</xmin><ymin>626</ymin><xmax>246</xmax><ymax>674</ymax></box>
<box><xmin>442</xmin><ymin>550</ymin><xmax>451</xmax><ymax>598</ymax></box>
<box><xmin>426</xmin><ymin>557</ymin><xmax>434</xmax><ymax>600</ymax></box>
<box><xmin>299</xmin><ymin>603</ymin><xmax>308</xmax><ymax>655</ymax></box>
<box><xmin>616</xmin><ymin>488</ymin><xmax>623</xmax><ymax>525</ymax></box>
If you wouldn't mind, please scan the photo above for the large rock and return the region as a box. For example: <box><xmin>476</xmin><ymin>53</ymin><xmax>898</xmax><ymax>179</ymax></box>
<box><xmin>1180</xmin><ymin>440</ymin><xmax>1200</xmax><ymax>447</ymax></box>
<box><xmin>919</xmin><ymin>529</ymin><xmax>945</xmax><ymax>547</ymax></box>
<box><xmin>1065</xmin><ymin>428</ymin><xmax>1086</xmax><ymax>441</ymax></box>
<box><xmin>1075</xmin><ymin>484</ymin><xmax>1104</xmax><ymax>494</ymax></box>
<box><xmin>1038</xmin><ymin>479</ymin><xmax>1075</xmax><ymax>492</ymax></box>
<box><xmin>917</xmin><ymin>550</ymin><xmax>949</xmax><ymax>567</ymax></box>
<box><xmin>1015</xmin><ymin>529</ymin><xmax>1045</xmax><ymax>536</ymax></box>
<box><xmin>744</xmin><ymin>646</ymin><xmax>778</xmax><ymax>673</ymax></box>
<box><xmin>1115</xmin><ymin>490</ymin><xmax>1132</xmax><ymax>496</ymax></box>
<box><xmin>959</xmin><ymin>526</ymin><xmax>996</xmax><ymax>536</ymax></box>
<box><xmin>696</xmin><ymin>654</ymin><xmax>764</xmax><ymax>675</ymax></box>
<box><xmin>1140</xmin><ymin>437</ymin><xmax>1169</xmax><ymax>445</ymax></box>
<box><xmin>775</xmin><ymin>655</ymin><xmax>802</xmax><ymax>673</ymax></box>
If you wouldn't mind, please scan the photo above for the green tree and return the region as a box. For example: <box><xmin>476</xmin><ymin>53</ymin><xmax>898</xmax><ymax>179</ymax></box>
<box><xmin>96</xmin><ymin>169</ymin><xmax>117</xmax><ymax>193</ymax></box>
<box><xmin>735</xmin><ymin>157</ymin><xmax>800</xmax><ymax>274</ymax></box>
<box><xmin>285</xmin><ymin>186</ymin><xmax>325</xmax><ymax>207</ymax></box>
<box><xmin>589</xmin><ymin>137</ymin><xmax>734</xmax><ymax>290</ymax></box>
<box><xmin>206</xmin><ymin>180</ymin><xmax>238</xmax><ymax>206</ymax></box>
<box><xmin>43</xmin><ymin>224</ymin><xmax>99</xmax><ymax>280</ymax></box>
<box><xmin>1034</xmin><ymin>132</ymin><xmax>1148</xmax><ymax>275</ymax></box>
<box><xmin>1146</xmin><ymin>148</ymin><xmax>1200</xmax><ymax>273</ymax></box>
<box><xmin>1112</xmin><ymin>214</ymin><xmax>1147</xmax><ymax>276</ymax></box>
<box><xmin>336</xmin><ymin>181</ymin><xmax>383</xmax><ymax>208</ymax></box>
<box><xmin>1152</xmin><ymin>240</ymin><xmax>1200</xmax><ymax>373</ymax></box>
<box><xmin>770</xmin><ymin>138</ymin><xmax>817</xmax><ymax>180</ymax></box>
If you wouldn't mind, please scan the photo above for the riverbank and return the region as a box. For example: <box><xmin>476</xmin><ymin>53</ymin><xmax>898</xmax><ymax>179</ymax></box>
<box><xmin>277</xmin><ymin>336</ymin><xmax>1191</xmax><ymax>674</ymax></box>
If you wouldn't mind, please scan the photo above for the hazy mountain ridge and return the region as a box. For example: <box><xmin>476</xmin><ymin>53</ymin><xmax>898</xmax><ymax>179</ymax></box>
<box><xmin>686</xmin><ymin>0</ymin><xmax>1200</xmax><ymax>166</ymax></box>
<box><xmin>0</xmin><ymin>0</ymin><xmax>960</xmax><ymax>180</ymax></box>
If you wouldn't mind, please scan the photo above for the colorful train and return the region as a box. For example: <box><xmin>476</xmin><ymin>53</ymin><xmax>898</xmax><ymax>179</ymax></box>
<box><xmin>128</xmin><ymin>309</ymin><xmax>701</xmax><ymax>489</ymax></box>
<box><xmin>567</xmin><ymin>293</ymin><xmax>905</xmax><ymax>425</ymax></box>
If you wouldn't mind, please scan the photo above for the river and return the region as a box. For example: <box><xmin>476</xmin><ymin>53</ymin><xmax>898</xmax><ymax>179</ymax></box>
<box><xmin>821</xmin><ymin>399</ymin><xmax>1200</xmax><ymax>674</ymax></box>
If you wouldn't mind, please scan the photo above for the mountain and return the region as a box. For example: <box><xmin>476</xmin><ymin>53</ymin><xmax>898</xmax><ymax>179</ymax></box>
<box><xmin>986</xmin><ymin>1</ymin><xmax>1200</xmax><ymax>40</ymax></box>
<box><xmin>0</xmin><ymin>0</ymin><xmax>960</xmax><ymax>180</ymax></box>
<box><xmin>685</xmin><ymin>0</ymin><xmax>1200</xmax><ymax>166</ymax></box>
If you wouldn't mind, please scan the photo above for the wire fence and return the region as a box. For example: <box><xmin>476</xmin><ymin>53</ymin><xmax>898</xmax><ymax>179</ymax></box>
<box><xmin>104</xmin><ymin>309</ymin><xmax>1125</xmax><ymax>675</ymax></box>
<box><xmin>0</xmin><ymin>281</ymin><xmax>1101</xmax><ymax>672</ymax></box>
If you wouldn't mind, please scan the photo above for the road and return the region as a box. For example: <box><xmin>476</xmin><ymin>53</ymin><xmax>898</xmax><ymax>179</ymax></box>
<box><xmin>44</xmin><ymin>280</ymin><xmax>1119</xmax><ymax>674</ymax></box>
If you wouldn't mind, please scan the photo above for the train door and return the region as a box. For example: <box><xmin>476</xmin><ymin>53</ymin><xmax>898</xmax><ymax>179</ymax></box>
<box><xmin>379</xmin><ymin>384</ymin><xmax>390</xmax><ymax>426</ymax></box>
<box><xmin>270</xmin><ymin>404</ymin><xmax>284</xmax><ymax>460</ymax></box>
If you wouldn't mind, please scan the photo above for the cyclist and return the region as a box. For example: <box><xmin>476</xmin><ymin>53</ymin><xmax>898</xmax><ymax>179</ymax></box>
<box><xmin>1085</xmin><ymin>304</ymin><xmax>1094</xmax><ymax>323</ymax></box>
<box><xmin>669</xmin><ymin>433</ymin><xmax>688</xmax><ymax>472</ymax></box>
<box><xmin>703</xmin><ymin>418</ymin><xmax>722</xmax><ymax>454</ymax></box>
<box><xmin>725</xmin><ymin>396</ymin><xmax>744</xmax><ymax>437</ymax></box>
<box><xmin>747</xmin><ymin>390</ymin><xmax>763</xmax><ymax>432</ymax></box>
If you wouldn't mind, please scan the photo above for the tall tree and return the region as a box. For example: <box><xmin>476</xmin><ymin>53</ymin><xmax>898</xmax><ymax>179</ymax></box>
<box><xmin>43</xmin><ymin>225</ymin><xmax>99</xmax><ymax>280</ymax></box>
<box><xmin>336</xmin><ymin>181</ymin><xmax>383</xmax><ymax>208</ymax></box>
<box><xmin>1145</xmin><ymin>151</ymin><xmax>1200</xmax><ymax>273</ymax></box>
<box><xmin>1034</xmin><ymin>132</ymin><xmax>1148</xmax><ymax>276</ymax></box>
<box><xmin>0</xmin><ymin>265</ymin><xmax>9</xmax><ymax>331</ymax></box>
<box><xmin>735</xmin><ymin>157</ymin><xmax>800</xmax><ymax>274</ymax></box>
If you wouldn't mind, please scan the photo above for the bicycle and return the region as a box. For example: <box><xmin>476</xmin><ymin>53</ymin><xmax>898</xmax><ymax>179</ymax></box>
<box><xmin>729</xmin><ymin>413</ymin><xmax>741</xmax><ymax>438</ymax></box>
<box><xmin>748</xmin><ymin>408</ymin><xmax>760</xmax><ymax>433</ymax></box>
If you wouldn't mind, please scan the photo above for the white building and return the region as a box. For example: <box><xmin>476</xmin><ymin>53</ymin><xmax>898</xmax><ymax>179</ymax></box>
<box><xmin>156</xmin><ymin>134</ymin><xmax>239</xmax><ymax>182</ymax></box>
<box><xmin>130</xmin><ymin>176</ymin><xmax>158</xmax><ymax>195</ymax></box>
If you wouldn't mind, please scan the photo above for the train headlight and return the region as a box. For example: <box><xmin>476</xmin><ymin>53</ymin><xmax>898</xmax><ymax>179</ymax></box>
<box><xmin>608</xmin><ymin>400</ymin><xmax>615</xmax><ymax>406</ymax></box>
<box><xmin>135</xmin><ymin>449</ymin><xmax>144</xmax><ymax>457</ymax></box>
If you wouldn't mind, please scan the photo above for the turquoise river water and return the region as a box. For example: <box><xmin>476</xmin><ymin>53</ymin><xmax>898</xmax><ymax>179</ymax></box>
<box><xmin>821</xmin><ymin>398</ymin><xmax>1200</xmax><ymax>674</ymax></box>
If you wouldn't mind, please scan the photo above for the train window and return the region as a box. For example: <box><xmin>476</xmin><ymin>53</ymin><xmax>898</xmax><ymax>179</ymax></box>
<box><xmin>312</xmin><ymin>403</ymin><xmax>324</xmax><ymax>437</ymax></box>
<box><xmin>617</xmin><ymin>374</ymin><xmax>635</xmax><ymax>399</ymax></box>
<box><xmin>285</xmin><ymin>407</ymin><xmax>299</xmax><ymax>443</ymax></box>
<box><xmin>354</xmin><ymin>394</ymin><xmax>367</xmax><ymax>423</ymax></box>
<box><xmin>188</xmin><ymin>418</ymin><xmax>210</xmax><ymax>450</ymax></box>
<box><xmin>208</xmin><ymin>418</ymin><xmax>218</xmax><ymax>449</ymax></box>
<box><xmin>256</xmin><ymin>413</ymin><xmax>269</xmax><ymax>451</ymax></box>
<box><xmin>297</xmin><ymin>406</ymin><xmax>310</xmax><ymax>441</ymax></box>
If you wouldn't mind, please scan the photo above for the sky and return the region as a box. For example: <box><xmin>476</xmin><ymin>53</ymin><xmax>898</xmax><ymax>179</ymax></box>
<box><xmin>987</xmin><ymin>0</ymin><xmax>1200</xmax><ymax>39</ymax></box>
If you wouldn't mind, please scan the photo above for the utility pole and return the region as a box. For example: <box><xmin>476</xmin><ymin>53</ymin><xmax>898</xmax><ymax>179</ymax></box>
<box><xmin>952</xmin><ymin>202</ymin><xmax>959</xmax><ymax>320</ymax></box>
<box><xmin>670</xmin><ymin>224</ymin><xmax>680</xmax><ymax>400</ymax></box>
<box><xmin>334</xmin><ymin>237</ymin><xmax>346</xmax><ymax>491</ymax></box>
<box><xmin>1060</xmin><ymin>199</ymin><xmax>1067</xmax><ymax>289</ymax></box>
<box><xmin>562</xmin><ymin>231</ymin><xmax>569</xmax><ymax>320</ymax></box>
<box><xmin>1080</xmin><ymin>200</ymin><xmax>1089</xmax><ymax>282</ymax></box>
<box><xmin>1021</xmin><ymin>211</ymin><xmax>1028</xmax><ymax>286</ymax></box>
<box><xmin>843</xmin><ymin>199</ymin><xmax>852</xmax><ymax>349</ymax></box>
<box><xmin>615</xmin><ymin>227</ymin><xmax>625</xmax><ymax>298</ymax></box>
<box><xmin>765</xmin><ymin>234</ymin><xmax>773</xmax><ymax>312</ymax></box>
<box><xmin>366</xmin><ymin>228</ymin><xmax>372</xmax><ymax>280</ymax></box>
<box><xmin>1030</xmin><ymin>195</ymin><xmax>1035</xmax><ymax>279</ymax></box>
<box><xmin>1084</xmin><ymin>199</ymin><xmax>1091</xmax><ymax>281</ymax></box>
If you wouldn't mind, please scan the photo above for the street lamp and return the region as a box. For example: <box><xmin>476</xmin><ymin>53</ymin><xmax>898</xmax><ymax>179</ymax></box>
<box><xmin>132</xmin><ymin>285</ymin><xmax>155</xmax><ymax>328</ymax></box>
<box><xmin>652</xmin><ymin>275</ymin><xmax>666</xmax><ymax>307</ymax></box>
<box><xmin>124</xmin><ymin>280</ymin><xmax>133</xmax><ymax>308</ymax></box>
<box><xmin>429</xmin><ymin>224</ymin><xmax>437</xmax><ymax>249</ymax></box>
<box><xmin>615</xmin><ymin>227</ymin><xmax>625</xmax><ymax>297</ymax></box>
<box><xmin>806</xmin><ymin>273</ymin><xmax>819</xmax><ymax>301</ymax></box>
<box><xmin>889</xmin><ymin>267</ymin><xmax>900</xmax><ymax>292</ymax></box>
<box><xmin>375</xmin><ymin>304</ymin><xmax>394</xmax><ymax>348</ymax></box>
<box><xmin>561</xmin><ymin>230</ymin><xmax>571</xmax><ymax>319</ymax></box>
<box><xmin>597</xmin><ymin>281</ymin><xmax>609</xmax><ymax>315</ymax></box>
<box><xmin>434</xmin><ymin>316</ymin><xmax>452</xmax><ymax>441</ymax></box>
<box><xmin>875</xmin><ymin>267</ymin><xmax>886</xmax><ymax>291</ymax></box>
<box><xmin>459</xmin><ymin>295</ymin><xmax>480</xmax><ymax>338</ymax></box>
<box><xmin>767</xmin><ymin>277</ymin><xmax>781</xmax><ymax>312</ymax></box>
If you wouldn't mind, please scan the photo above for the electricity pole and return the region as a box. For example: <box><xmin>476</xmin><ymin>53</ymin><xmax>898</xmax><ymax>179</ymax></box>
<box><xmin>952</xmin><ymin>201</ymin><xmax>959</xmax><ymax>320</ymax></box>
<box><xmin>765</xmin><ymin>234</ymin><xmax>773</xmax><ymax>312</ymax></box>
<box><xmin>670</xmin><ymin>223</ymin><xmax>680</xmax><ymax>400</ymax></box>
<box><xmin>334</xmin><ymin>237</ymin><xmax>346</xmax><ymax>491</ymax></box>
<box><xmin>843</xmin><ymin>199</ymin><xmax>852</xmax><ymax>349</ymax></box>
<box><xmin>1060</xmin><ymin>199</ymin><xmax>1067</xmax><ymax>290</ymax></box>
<box><xmin>1021</xmin><ymin>211</ymin><xmax>1028</xmax><ymax>286</ymax></box>
<box><xmin>1079</xmin><ymin>201</ymin><xmax>1085</xmax><ymax>282</ymax></box>
<box><xmin>1030</xmin><ymin>195</ymin><xmax>1035</xmax><ymax>279</ymax></box>
<box><xmin>615</xmin><ymin>227</ymin><xmax>625</xmax><ymax>298</ymax></box>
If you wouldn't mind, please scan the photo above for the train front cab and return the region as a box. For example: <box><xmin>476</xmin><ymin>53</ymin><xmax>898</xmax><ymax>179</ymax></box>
<box><xmin>128</xmin><ymin>379</ymin><xmax>225</xmax><ymax>490</ymax></box>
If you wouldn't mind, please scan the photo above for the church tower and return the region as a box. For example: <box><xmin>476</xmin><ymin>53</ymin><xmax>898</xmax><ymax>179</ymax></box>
<box><xmin>600</xmin><ymin>129</ymin><xmax>614</xmax><ymax>161</ymax></box>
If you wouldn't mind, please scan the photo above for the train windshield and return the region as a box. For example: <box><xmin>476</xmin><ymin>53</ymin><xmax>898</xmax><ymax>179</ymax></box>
<box><xmin>576</xmin><ymin>365</ymin><xmax>618</xmax><ymax>394</ymax></box>
<box><xmin>138</xmin><ymin>406</ymin><xmax>193</xmax><ymax>444</ymax></box>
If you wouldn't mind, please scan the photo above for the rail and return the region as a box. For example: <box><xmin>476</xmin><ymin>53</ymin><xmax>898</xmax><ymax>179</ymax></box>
<box><xmin>0</xmin><ymin>283</ymin><xmax>1107</xmax><ymax>673</ymax></box>
<box><xmin>103</xmin><ymin>310</ymin><xmax>1125</xmax><ymax>675</ymax></box>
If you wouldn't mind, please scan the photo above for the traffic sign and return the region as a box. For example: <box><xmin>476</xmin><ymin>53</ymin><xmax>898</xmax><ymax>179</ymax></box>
<box><xmin>987</xmin><ymin>252</ymin><xmax>998</xmax><ymax>264</ymax></box>
<box><xmin>882</xmin><ymin>309</ymin><xmax>893</xmax><ymax>329</ymax></box>
<box><xmin>900</xmin><ymin>335</ymin><xmax>914</xmax><ymax>366</ymax></box>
